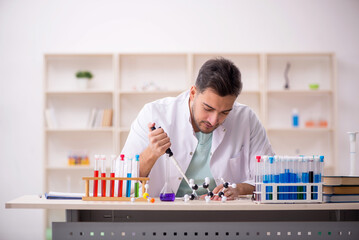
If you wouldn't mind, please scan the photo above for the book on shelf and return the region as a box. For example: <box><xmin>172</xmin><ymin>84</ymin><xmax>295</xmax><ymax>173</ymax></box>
<box><xmin>323</xmin><ymin>194</ymin><xmax>359</xmax><ymax>203</ymax></box>
<box><xmin>102</xmin><ymin>109</ymin><xmax>113</xmax><ymax>127</ymax></box>
<box><xmin>323</xmin><ymin>176</ymin><xmax>359</xmax><ymax>185</ymax></box>
<box><xmin>323</xmin><ymin>185</ymin><xmax>359</xmax><ymax>195</ymax></box>
<box><xmin>45</xmin><ymin>108</ymin><xmax>58</xmax><ymax>128</ymax></box>
<box><xmin>87</xmin><ymin>108</ymin><xmax>113</xmax><ymax>128</ymax></box>
<box><xmin>87</xmin><ymin>108</ymin><xmax>97</xmax><ymax>128</ymax></box>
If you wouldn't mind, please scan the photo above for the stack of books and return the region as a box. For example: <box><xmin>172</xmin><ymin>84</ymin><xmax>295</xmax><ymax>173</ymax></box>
<box><xmin>87</xmin><ymin>108</ymin><xmax>113</xmax><ymax>128</ymax></box>
<box><xmin>323</xmin><ymin>176</ymin><xmax>359</xmax><ymax>203</ymax></box>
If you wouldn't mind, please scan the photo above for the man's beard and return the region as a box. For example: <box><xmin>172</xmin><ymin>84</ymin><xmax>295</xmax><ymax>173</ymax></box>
<box><xmin>191</xmin><ymin>104</ymin><xmax>219</xmax><ymax>134</ymax></box>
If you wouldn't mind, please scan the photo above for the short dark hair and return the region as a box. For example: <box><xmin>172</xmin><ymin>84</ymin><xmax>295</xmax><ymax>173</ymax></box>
<box><xmin>195</xmin><ymin>58</ymin><xmax>242</xmax><ymax>97</ymax></box>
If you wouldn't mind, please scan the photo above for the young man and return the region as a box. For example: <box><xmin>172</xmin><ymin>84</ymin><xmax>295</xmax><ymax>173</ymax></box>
<box><xmin>121</xmin><ymin>58</ymin><xmax>273</xmax><ymax>200</ymax></box>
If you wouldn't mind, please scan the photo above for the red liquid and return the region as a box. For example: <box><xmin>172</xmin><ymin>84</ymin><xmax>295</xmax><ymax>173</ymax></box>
<box><xmin>118</xmin><ymin>180</ymin><xmax>123</xmax><ymax>197</ymax></box>
<box><xmin>93</xmin><ymin>170</ymin><xmax>99</xmax><ymax>197</ymax></box>
<box><xmin>110</xmin><ymin>173</ymin><xmax>115</xmax><ymax>197</ymax></box>
<box><xmin>101</xmin><ymin>172</ymin><xmax>106</xmax><ymax>197</ymax></box>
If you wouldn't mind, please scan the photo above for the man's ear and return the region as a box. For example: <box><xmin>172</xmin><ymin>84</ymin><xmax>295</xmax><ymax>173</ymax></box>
<box><xmin>189</xmin><ymin>85</ymin><xmax>197</xmax><ymax>101</ymax></box>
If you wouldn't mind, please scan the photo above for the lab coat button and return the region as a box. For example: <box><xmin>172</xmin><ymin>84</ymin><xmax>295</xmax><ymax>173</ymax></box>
<box><xmin>178</xmin><ymin>177</ymin><xmax>182</xmax><ymax>180</ymax></box>
<box><xmin>190</xmin><ymin>152</ymin><xmax>193</xmax><ymax>155</ymax></box>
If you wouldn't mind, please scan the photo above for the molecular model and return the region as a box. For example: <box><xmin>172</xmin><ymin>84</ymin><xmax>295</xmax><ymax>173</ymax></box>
<box><xmin>131</xmin><ymin>181</ymin><xmax>155</xmax><ymax>203</ymax></box>
<box><xmin>183</xmin><ymin>177</ymin><xmax>237</xmax><ymax>203</ymax></box>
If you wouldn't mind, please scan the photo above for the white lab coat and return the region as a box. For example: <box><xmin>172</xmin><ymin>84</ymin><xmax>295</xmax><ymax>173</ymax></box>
<box><xmin>121</xmin><ymin>91</ymin><xmax>274</xmax><ymax>197</ymax></box>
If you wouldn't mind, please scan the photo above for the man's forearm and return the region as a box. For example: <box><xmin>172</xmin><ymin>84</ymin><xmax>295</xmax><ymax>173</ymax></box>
<box><xmin>139</xmin><ymin>146</ymin><xmax>159</xmax><ymax>177</ymax></box>
<box><xmin>236</xmin><ymin>183</ymin><xmax>255</xmax><ymax>195</ymax></box>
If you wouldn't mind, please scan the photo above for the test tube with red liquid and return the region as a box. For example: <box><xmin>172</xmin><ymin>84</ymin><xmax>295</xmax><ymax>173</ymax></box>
<box><xmin>93</xmin><ymin>155</ymin><xmax>100</xmax><ymax>197</ymax></box>
<box><xmin>117</xmin><ymin>154</ymin><xmax>125</xmax><ymax>197</ymax></box>
<box><xmin>101</xmin><ymin>155</ymin><xmax>106</xmax><ymax>197</ymax></box>
<box><xmin>110</xmin><ymin>155</ymin><xmax>116</xmax><ymax>197</ymax></box>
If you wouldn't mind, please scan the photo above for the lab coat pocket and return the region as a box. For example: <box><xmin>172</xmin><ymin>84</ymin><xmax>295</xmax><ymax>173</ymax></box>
<box><xmin>228</xmin><ymin>146</ymin><xmax>248</xmax><ymax>183</ymax></box>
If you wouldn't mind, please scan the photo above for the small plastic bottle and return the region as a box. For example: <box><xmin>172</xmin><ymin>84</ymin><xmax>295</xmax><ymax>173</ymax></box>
<box><xmin>292</xmin><ymin>108</ymin><xmax>299</xmax><ymax>127</ymax></box>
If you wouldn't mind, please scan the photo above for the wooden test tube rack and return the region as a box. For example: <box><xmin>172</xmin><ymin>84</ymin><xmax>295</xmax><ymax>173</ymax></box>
<box><xmin>82</xmin><ymin>177</ymin><xmax>150</xmax><ymax>201</ymax></box>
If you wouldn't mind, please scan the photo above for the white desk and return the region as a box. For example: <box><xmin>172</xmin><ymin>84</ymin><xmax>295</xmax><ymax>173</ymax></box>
<box><xmin>6</xmin><ymin>195</ymin><xmax>359</xmax><ymax>240</ymax></box>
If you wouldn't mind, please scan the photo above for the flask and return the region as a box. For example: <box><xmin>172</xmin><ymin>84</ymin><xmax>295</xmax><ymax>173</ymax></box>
<box><xmin>159</xmin><ymin>155</ymin><xmax>176</xmax><ymax>201</ymax></box>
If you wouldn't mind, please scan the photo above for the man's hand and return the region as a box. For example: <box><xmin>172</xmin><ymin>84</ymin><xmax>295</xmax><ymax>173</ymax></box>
<box><xmin>139</xmin><ymin>123</ymin><xmax>171</xmax><ymax>177</ymax></box>
<box><xmin>147</xmin><ymin>123</ymin><xmax>171</xmax><ymax>159</ymax></box>
<box><xmin>211</xmin><ymin>183</ymin><xmax>255</xmax><ymax>201</ymax></box>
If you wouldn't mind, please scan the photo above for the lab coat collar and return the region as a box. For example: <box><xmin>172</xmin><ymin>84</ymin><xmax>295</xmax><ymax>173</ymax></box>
<box><xmin>211</xmin><ymin>124</ymin><xmax>226</xmax><ymax>155</ymax></box>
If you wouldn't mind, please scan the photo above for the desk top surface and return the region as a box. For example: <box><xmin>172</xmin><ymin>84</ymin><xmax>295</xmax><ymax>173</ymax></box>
<box><xmin>5</xmin><ymin>195</ymin><xmax>359</xmax><ymax>211</ymax></box>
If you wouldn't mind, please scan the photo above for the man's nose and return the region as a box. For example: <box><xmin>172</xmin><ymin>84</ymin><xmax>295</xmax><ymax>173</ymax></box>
<box><xmin>208</xmin><ymin>113</ymin><xmax>219</xmax><ymax>126</ymax></box>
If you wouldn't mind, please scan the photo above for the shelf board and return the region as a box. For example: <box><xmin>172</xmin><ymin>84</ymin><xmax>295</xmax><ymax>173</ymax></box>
<box><xmin>241</xmin><ymin>90</ymin><xmax>260</xmax><ymax>94</ymax></box>
<box><xmin>267</xmin><ymin>127</ymin><xmax>333</xmax><ymax>132</ymax></box>
<box><xmin>119</xmin><ymin>127</ymin><xmax>130</xmax><ymax>132</ymax></box>
<box><xmin>266</xmin><ymin>52</ymin><xmax>334</xmax><ymax>57</ymax></box>
<box><xmin>267</xmin><ymin>90</ymin><xmax>333</xmax><ymax>95</ymax></box>
<box><xmin>46</xmin><ymin>90</ymin><xmax>113</xmax><ymax>95</ymax></box>
<box><xmin>46</xmin><ymin>166</ymin><xmax>93</xmax><ymax>170</ymax></box>
<box><xmin>46</xmin><ymin>128</ymin><xmax>114</xmax><ymax>132</ymax></box>
<box><xmin>119</xmin><ymin>90</ymin><xmax>184</xmax><ymax>95</ymax></box>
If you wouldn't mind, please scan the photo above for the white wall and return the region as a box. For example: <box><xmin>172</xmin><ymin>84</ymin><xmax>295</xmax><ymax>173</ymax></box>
<box><xmin>1</xmin><ymin>0</ymin><xmax>359</xmax><ymax>239</ymax></box>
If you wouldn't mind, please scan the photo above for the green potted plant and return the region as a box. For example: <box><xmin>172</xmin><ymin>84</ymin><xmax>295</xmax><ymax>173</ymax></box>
<box><xmin>75</xmin><ymin>71</ymin><xmax>93</xmax><ymax>89</ymax></box>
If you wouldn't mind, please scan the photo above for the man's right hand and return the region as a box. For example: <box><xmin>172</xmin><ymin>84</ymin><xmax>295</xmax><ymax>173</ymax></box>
<box><xmin>139</xmin><ymin>123</ymin><xmax>171</xmax><ymax>177</ymax></box>
<box><xmin>147</xmin><ymin>123</ymin><xmax>171</xmax><ymax>159</ymax></box>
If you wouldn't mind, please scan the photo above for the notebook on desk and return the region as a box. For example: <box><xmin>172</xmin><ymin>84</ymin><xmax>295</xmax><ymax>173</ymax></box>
<box><xmin>44</xmin><ymin>192</ymin><xmax>86</xmax><ymax>200</ymax></box>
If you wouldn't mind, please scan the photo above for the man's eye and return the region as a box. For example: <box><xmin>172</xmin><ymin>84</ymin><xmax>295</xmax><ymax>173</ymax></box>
<box><xmin>204</xmin><ymin>108</ymin><xmax>212</xmax><ymax>111</ymax></box>
<box><xmin>222</xmin><ymin>112</ymin><xmax>229</xmax><ymax>115</ymax></box>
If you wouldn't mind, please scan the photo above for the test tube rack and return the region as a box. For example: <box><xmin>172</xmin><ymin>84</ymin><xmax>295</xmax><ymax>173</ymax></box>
<box><xmin>254</xmin><ymin>182</ymin><xmax>323</xmax><ymax>204</ymax></box>
<box><xmin>82</xmin><ymin>176</ymin><xmax>149</xmax><ymax>201</ymax></box>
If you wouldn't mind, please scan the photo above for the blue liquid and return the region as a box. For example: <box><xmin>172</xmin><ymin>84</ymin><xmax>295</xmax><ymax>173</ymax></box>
<box><xmin>126</xmin><ymin>173</ymin><xmax>132</xmax><ymax>197</ymax></box>
<box><xmin>293</xmin><ymin>115</ymin><xmax>299</xmax><ymax>127</ymax></box>
<box><xmin>160</xmin><ymin>193</ymin><xmax>176</xmax><ymax>201</ymax></box>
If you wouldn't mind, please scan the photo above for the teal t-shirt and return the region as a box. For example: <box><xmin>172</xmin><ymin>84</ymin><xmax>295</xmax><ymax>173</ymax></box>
<box><xmin>176</xmin><ymin>131</ymin><xmax>216</xmax><ymax>197</ymax></box>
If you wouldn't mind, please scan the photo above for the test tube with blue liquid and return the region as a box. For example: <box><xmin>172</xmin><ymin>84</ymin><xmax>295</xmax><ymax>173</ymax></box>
<box><xmin>313</xmin><ymin>155</ymin><xmax>324</xmax><ymax>200</ymax></box>
<box><xmin>280</xmin><ymin>156</ymin><xmax>289</xmax><ymax>200</ymax></box>
<box><xmin>308</xmin><ymin>156</ymin><xmax>314</xmax><ymax>199</ymax></box>
<box><xmin>274</xmin><ymin>156</ymin><xmax>280</xmax><ymax>200</ymax></box>
<box><xmin>126</xmin><ymin>156</ymin><xmax>132</xmax><ymax>197</ymax></box>
<box><xmin>262</xmin><ymin>156</ymin><xmax>270</xmax><ymax>200</ymax></box>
